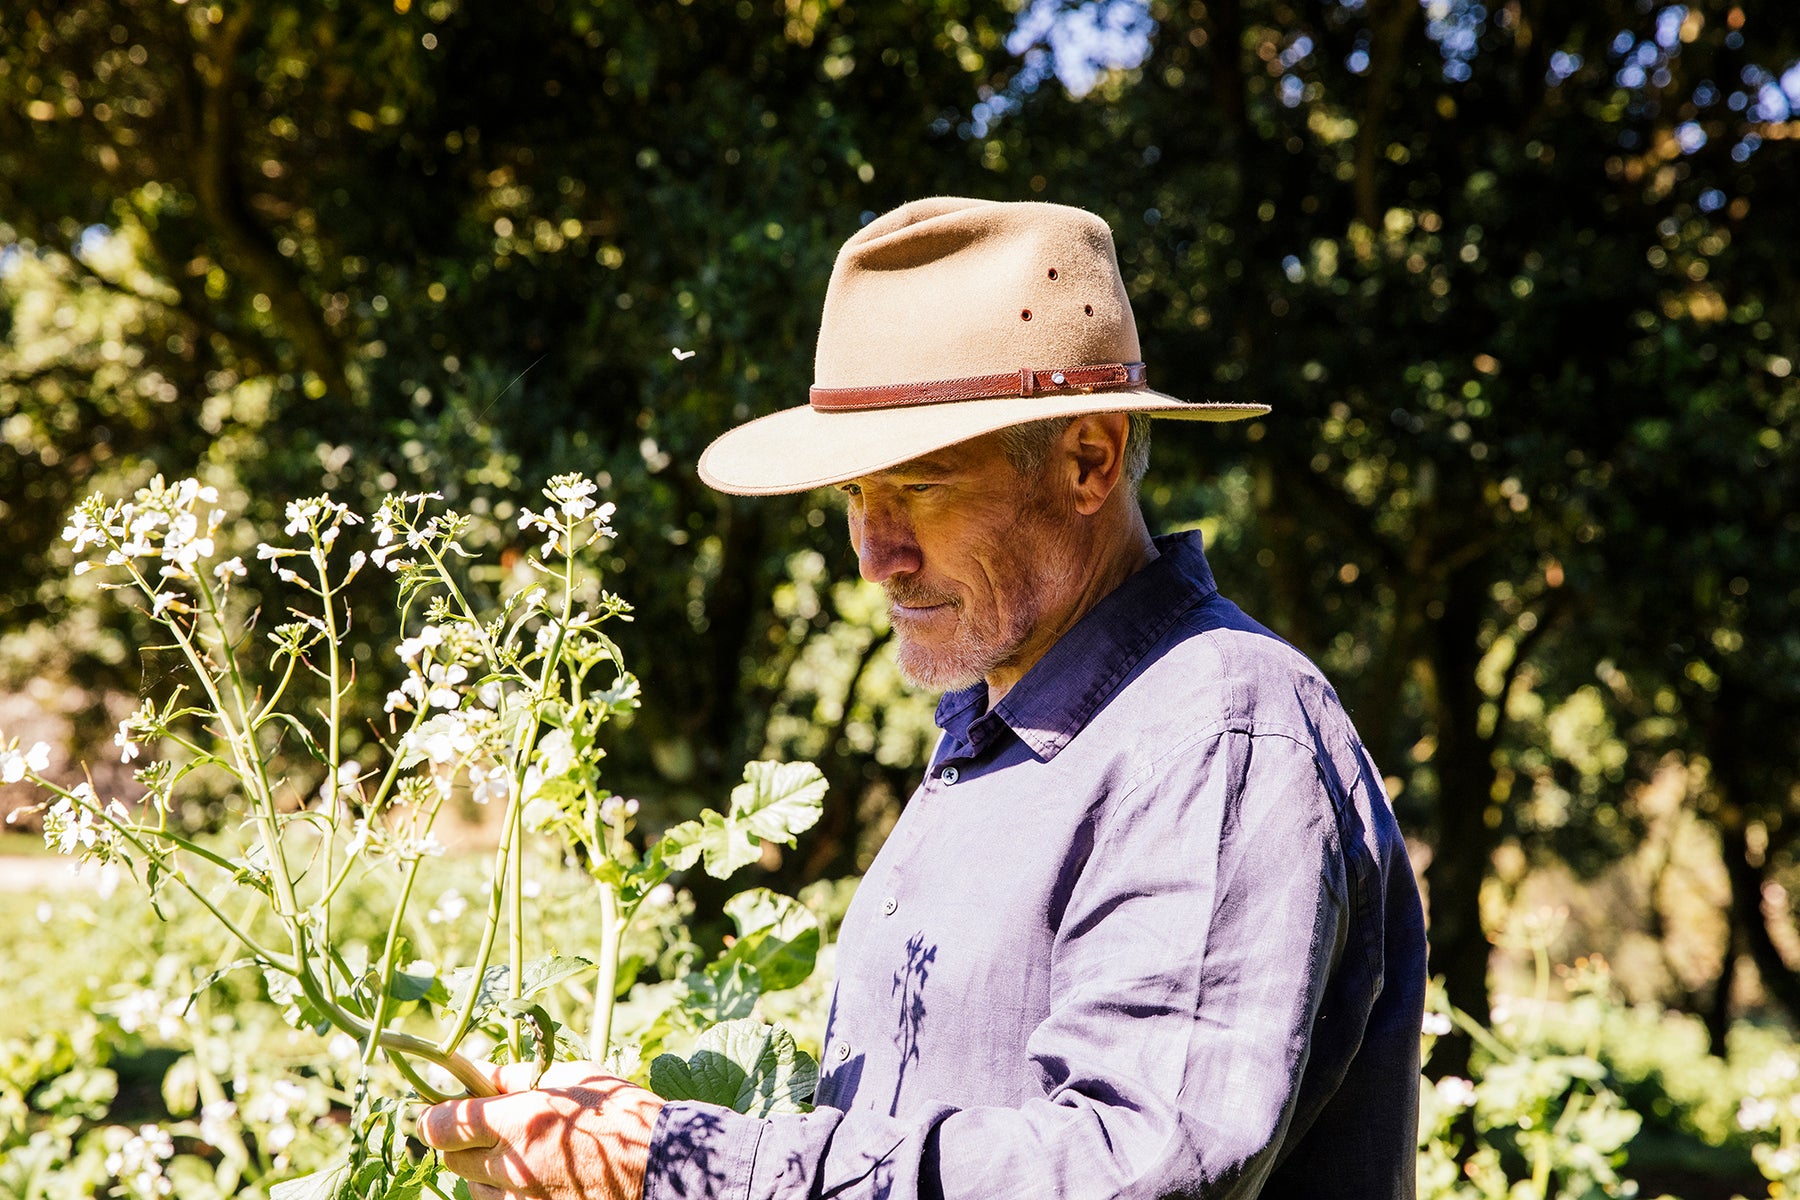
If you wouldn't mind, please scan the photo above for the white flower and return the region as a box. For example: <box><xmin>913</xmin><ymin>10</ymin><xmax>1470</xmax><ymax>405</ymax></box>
<box><xmin>1741</xmin><ymin>1095</ymin><xmax>1778</xmax><ymax>1130</ymax></box>
<box><xmin>197</xmin><ymin>1100</ymin><xmax>239</xmax><ymax>1150</ymax></box>
<box><xmin>546</xmin><ymin>474</ymin><xmax>599</xmax><ymax>520</ymax></box>
<box><xmin>345</xmin><ymin>818</ymin><xmax>373</xmax><ymax>856</ymax></box>
<box><xmin>283</xmin><ymin>499</ymin><xmax>315</xmax><ymax>536</ymax></box>
<box><xmin>1421</xmin><ymin>1011</ymin><xmax>1452</xmax><ymax>1037</ymax></box>
<box><xmin>425</xmin><ymin>661</ymin><xmax>468</xmax><ymax>709</ymax></box>
<box><xmin>317</xmin><ymin>761</ymin><xmax>363</xmax><ymax>809</ymax></box>
<box><xmin>149</xmin><ymin>590</ymin><xmax>181</xmax><ymax>616</ymax></box>
<box><xmin>384</xmin><ymin>684</ymin><xmax>416</xmax><ymax>714</ymax></box>
<box><xmin>243</xmin><ymin>1078</ymin><xmax>307</xmax><ymax>1152</ymax></box>
<box><xmin>62</xmin><ymin>508</ymin><xmax>105</xmax><ymax>553</ymax></box>
<box><xmin>398</xmin><ymin>832</ymin><xmax>447</xmax><ymax>860</ymax></box>
<box><xmin>536</xmin><ymin>728</ymin><xmax>577</xmax><ymax>777</ymax></box>
<box><xmin>114</xmin><ymin>723</ymin><xmax>140</xmax><ymax>763</ymax></box>
<box><xmin>105</xmin><ymin>1124</ymin><xmax>175</xmax><ymax>1198</ymax></box>
<box><xmin>1</xmin><ymin>749</ymin><xmax>27</xmax><ymax>784</ymax></box>
<box><xmin>213</xmin><ymin>556</ymin><xmax>247</xmax><ymax>582</ymax></box>
<box><xmin>44</xmin><ymin>797</ymin><xmax>97</xmax><ymax>855</ymax></box>
<box><xmin>428</xmin><ymin>888</ymin><xmax>468</xmax><ymax>924</ymax></box>
<box><xmin>599</xmin><ymin>796</ymin><xmax>640</xmax><ymax>828</ymax></box>
<box><xmin>469</xmin><ymin>761</ymin><xmax>511</xmax><ymax>805</ymax></box>
<box><xmin>1435</xmin><ymin>1076</ymin><xmax>1477</xmax><ymax>1110</ymax></box>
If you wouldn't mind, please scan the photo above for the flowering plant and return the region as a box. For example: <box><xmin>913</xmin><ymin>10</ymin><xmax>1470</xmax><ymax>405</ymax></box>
<box><xmin>6</xmin><ymin>473</ymin><xmax>826</xmax><ymax>1199</ymax></box>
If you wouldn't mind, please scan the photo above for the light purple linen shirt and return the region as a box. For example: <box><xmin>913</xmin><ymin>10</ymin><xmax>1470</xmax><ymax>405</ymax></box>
<box><xmin>646</xmin><ymin>531</ymin><xmax>1427</xmax><ymax>1199</ymax></box>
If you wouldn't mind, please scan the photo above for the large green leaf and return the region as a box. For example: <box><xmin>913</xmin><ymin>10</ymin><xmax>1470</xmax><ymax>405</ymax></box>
<box><xmin>654</xmin><ymin>761</ymin><xmax>827</xmax><ymax>881</ymax></box>
<box><xmin>718</xmin><ymin>888</ymin><xmax>820</xmax><ymax>993</ymax></box>
<box><xmin>730</xmin><ymin>761</ymin><xmax>827</xmax><ymax>844</ymax></box>
<box><xmin>648</xmin><ymin>1019</ymin><xmax>817</xmax><ymax>1116</ymax></box>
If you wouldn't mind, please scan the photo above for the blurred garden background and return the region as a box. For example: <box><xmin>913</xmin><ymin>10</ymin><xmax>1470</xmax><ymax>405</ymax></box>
<box><xmin>1</xmin><ymin>0</ymin><xmax>1798</xmax><ymax>1195</ymax></box>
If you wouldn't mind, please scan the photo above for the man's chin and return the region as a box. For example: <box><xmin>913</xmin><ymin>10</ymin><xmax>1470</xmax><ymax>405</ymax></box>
<box><xmin>893</xmin><ymin>639</ymin><xmax>987</xmax><ymax>694</ymax></box>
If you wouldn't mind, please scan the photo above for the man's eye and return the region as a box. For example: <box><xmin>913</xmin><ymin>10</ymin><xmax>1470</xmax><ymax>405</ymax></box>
<box><xmin>839</xmin><ymin>483</ymin><xmax>862</xmax><ymax>498</ymax></box>
<box><xmin>906</xmin><ymin>484</ymin><xmax>934</xmax><ymax>494</ymax></box>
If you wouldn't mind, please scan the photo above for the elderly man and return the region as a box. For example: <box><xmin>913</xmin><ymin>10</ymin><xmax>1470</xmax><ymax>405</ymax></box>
<box><xmin>423</xmin><ymin>198</ymin><xmax>1428</xmax><ymax>1199</ymax></box>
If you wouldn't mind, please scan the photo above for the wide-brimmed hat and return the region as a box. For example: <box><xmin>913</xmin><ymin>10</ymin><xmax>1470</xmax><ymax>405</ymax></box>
<box><xmin>697</xmin><ymin>196</ymin><xmax>1269</xmax><ymax>496</ymax></box>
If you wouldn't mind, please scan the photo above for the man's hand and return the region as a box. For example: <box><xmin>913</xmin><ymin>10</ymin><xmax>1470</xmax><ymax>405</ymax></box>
<box><xmin>418</xmin><ymin>1061</ymin><xmax>666</xmax><ymax>1200</ymax></box>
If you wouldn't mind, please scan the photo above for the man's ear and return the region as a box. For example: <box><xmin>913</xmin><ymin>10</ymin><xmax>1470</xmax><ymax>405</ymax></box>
<box><xmin>1062</xmin><ymin>413</ymin><xmax>1130</xmax><ymax>516</ymax></box>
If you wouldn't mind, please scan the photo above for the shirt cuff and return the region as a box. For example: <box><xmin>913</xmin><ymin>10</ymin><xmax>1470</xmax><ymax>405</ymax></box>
<box><xmin>644</xmin><ymin>1100</ymin><xmax>767</xmax><ymax>1200</ymax></box>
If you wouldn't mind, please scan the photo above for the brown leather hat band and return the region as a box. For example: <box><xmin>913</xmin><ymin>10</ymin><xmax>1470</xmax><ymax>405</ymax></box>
<box><xmin>810</xmin><ymin>362</ymin><xmax>1148</xmax><ymax>412</ymax></box>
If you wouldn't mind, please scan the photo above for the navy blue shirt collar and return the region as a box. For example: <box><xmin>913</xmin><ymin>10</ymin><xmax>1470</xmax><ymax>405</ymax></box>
<box><xmin>933</xmin><ymin>530</ymin><xmax>1220</xmax><ymax>765</ymax></box>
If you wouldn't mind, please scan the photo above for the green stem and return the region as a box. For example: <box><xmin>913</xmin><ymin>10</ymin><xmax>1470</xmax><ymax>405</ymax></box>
<box><xmin>508</xmin><ymin>796</ymin><xmax>525</xmax><ymax>1058</ymax></box>
<box><xmin>437</xmin><ymin>777</ymin><xmax>527</xmax><ymax>1057</ymax></box>
<box><xmin>590</xmin><ymin>882</ymin><xmax>625</xmax><ymax>1058</ymax></box>
<box><xmin>290</xmin><ymin>948</ymin><xmax>495</xmax><ymax>1097</ymax></box>
<box><xmin>363</xmin><ymin>787</ymin><xmax>452</xmax><ymax>1068</ymax></box>
<box><xmin>46</xmin><ymin>781</ymin><xmax>294</xmax><ymax>972</ymax></box>
<box><xmin>385</xmin><ymin>1048</ymin><xmax>454</xmax><ymax>1104</ymax></box>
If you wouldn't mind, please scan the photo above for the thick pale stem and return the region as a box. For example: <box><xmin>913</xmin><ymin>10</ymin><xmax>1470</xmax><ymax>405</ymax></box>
<box><xmin>508</xmin><ymin>798</ymin><xmax>525</xmax><ymax>1058</ymax></box>
<box><xmin>590</xmin><ymin>883</ymin><xmax>624</xmax><ymax>1058</ymax></box>
<box><xmin>290</xmin><ymin>950</ymin><xmax>496</xmax><ymax>1098</ymax></box>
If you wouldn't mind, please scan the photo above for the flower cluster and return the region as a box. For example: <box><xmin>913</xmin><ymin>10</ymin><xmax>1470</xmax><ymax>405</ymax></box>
<box><xmin>256</xmin><ymin>494</ymin><xmax>367</xmax><ymax>592</ymax></box>
<box><xmin>0</xmin><ymin>739</ymin><xmax>50</xmax><ymax>783</ymax></box>
<box><xmin>368</xmin><ymin>491</ymin><xmax>458</xmax><ymax>572</ymax></box>
<box><xmin>43</xmin><ymin>787</ymin><xmax>132</xmax><ymax>863</ymax></box>
<box><xmin>385</xmin><ymin>622</ymin><xmax>490</xmax><ymax>714</ymax></box>
<box><xmin>63</xmin><ymin>476</ymin><xmax>230</xmax><ymax>617</ymax></box>
<box><xmin>103</xmin><ymin>1124</ymin><xmax>175</xmax><ymax>1199</ymax></box>
<box><xmin>518</xmin><ymin>472</ymin><xmax>617</xmax><ymax>558</ymax></box>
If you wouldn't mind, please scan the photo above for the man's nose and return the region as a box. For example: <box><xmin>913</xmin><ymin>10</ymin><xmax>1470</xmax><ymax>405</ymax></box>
<box><xmin>854</xmin><ymin>505</ymin><xmax>922</xmax><ymax>583</ymax></box>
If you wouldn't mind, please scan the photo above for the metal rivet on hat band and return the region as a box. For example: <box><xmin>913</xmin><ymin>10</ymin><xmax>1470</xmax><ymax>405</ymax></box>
<box><xmin>808</xmin><ymin>362</ymin><xmax>1148</xmax><ymax>412</ymax></box>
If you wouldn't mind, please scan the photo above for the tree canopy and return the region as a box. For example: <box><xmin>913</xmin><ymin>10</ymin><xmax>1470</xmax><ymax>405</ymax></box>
<box><xmin>3</xmin><ymin>0</ymin><xmax>1798</xmax><ymax>1056</ymax></box>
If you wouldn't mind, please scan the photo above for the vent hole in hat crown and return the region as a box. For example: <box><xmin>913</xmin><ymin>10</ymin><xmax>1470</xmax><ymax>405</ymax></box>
<box><xmin>1020</xmin><ymin>309</ymin><xmax>1032</xmax><ymax>321</ymax></box>
<box><xmin>1084</xmin><ymin>304</ymin><xmax>1093</xmax><ymax>315</ymax></box>
<box><xmin>1047</xmin><ymin>267</ymin><xmax>1059</xmax><ymax>280</ymax></box>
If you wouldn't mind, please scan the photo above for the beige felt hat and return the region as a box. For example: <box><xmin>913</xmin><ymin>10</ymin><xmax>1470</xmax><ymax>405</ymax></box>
<box><xmin>697</xmin><ymin>196</ymin><xmax>1269</xmax><ymax>496</ymax></box>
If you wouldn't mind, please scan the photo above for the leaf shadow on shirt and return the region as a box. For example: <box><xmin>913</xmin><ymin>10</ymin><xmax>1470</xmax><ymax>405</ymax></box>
<box><xmin>890</xmin><ymin>931</ymin><xmax>937</xmax><ymax>1117</ymax></box>
<box><xmin>647</xmin><ymin>1105</ymin><xmax>731</xmax><ymax>1191</ymax></box>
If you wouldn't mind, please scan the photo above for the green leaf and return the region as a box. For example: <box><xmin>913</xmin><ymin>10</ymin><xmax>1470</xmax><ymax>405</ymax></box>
<box><xmin>443</xmin><ymin>964</ymin><xmax>511</xmax><ymax>1013</ymax></box>
<box><xmin>683</xmin><ymin>959</ymin><xmax>762</xmax><ymax>1024</ymax></box>
<box><xmin>648</xmin><ymin>1019</ymin><xmax>817</xmax><ymax>1116</ymax></box>
<box><xmin>269</xmin><ymin>1153</ymin><xmax>353</xmax><ymax>1200</ymax></box>
<box><xmin>35</xmin><ymin>1068</ymin><xmax>116</xmax><ymax>1120</ymax></box>
<box><xmin>718</xmin><ymin>889</ymin><xmax>820</xmax><ymax>993</ymax></box>
<box><xmin>519</xmin><ymin>955</ymin><xmax>594</xmax><ymax>1000</ymax></box>
<box><xmin>389</xmin><ymin>962</ymin><xmax>449</xmax><ymax>1006</ymax></box>
<box><xmin>729</xmin><ymin>761</ymin><xmax>826</xmax><ymax>845</ymax></box>
<box><xmin>263</xmin><ymin>713</ymin><xmax>329</xmax><ymax>765</ymax></box>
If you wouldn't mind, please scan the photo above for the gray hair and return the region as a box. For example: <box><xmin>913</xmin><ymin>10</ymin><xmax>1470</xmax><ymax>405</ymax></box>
<box><xmin>997</xmin><ymin>412</ymin><xmax>1153</xmax><ymax>492</ymax></box>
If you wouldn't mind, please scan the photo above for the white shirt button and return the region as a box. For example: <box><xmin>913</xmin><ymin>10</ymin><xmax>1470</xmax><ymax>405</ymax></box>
<box><xmin>881</xmin><ymin>896</ymin><xmax>897</xmax><ymax>916</ymax></box>
<box><xmin>940</xmin><ymin>766</ymin><xmax>960</xmax><ymax>785</ymax></box>
<box><xmin>834</xmin><ymin>1040</ymin><xmax>852</xmax><ymax>1061</ymax></box>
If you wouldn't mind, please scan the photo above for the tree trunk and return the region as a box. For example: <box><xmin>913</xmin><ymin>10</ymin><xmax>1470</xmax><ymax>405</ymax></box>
<box><xmin>1422</xmin><ymin>561</ymin><xmax>1496</xmax><ymax>1078</ymax></box>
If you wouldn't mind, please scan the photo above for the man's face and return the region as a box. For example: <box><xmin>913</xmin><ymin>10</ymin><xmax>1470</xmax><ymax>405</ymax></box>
<box><xmin>840</xmin><ymin>431</ymin><xmax>1077</xmax><ymax>693</ymax></box>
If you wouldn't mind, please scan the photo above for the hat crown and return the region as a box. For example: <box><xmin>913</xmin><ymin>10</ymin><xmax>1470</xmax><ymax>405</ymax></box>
<box><xmin>813</xmin><ymin>198</ymin><xmax>1141</xmax><ymax>389</ymax></box>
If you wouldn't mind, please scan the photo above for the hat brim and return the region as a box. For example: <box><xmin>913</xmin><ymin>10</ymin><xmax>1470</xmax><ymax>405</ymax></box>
<box><xmin>696</xmin><ymin>390</ymin><xmax>1270</xmax><ymax>496</ymax></box>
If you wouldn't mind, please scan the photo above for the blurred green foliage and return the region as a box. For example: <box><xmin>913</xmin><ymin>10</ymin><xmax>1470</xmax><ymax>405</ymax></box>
<box><xmin>2</xmin><ymin>0</ymin><xmax>1798</xmax><ymax>1084</ymax></box>
<box><xmin>0</xmin><ymin>875</ymin><xmax>1784</xmax><ymax>1197</ymax></box>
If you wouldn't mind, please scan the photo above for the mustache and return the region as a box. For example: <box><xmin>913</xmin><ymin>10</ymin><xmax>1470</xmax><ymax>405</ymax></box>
<box><xmin>884</xmin><ymin>580</ymin><xmax>958</xmax><ymax>609</ymax></box>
